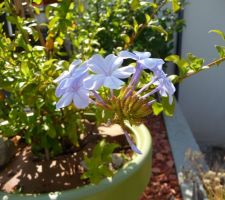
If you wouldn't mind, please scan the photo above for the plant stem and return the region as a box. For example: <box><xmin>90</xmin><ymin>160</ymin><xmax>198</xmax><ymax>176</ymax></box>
<box><xmin>178</xmin><ymin>56</ymin><xmax>225</xmax><ymax>82</ymax></box>
<box><xmin>207</xmin><ymin>56</ymin><xmax>225</xmax><ymax>67</ymax></box>
<box><xmin>45</xmin><ymin>148</ymin><xmax>50</xmax><ymax>161</ymax></box>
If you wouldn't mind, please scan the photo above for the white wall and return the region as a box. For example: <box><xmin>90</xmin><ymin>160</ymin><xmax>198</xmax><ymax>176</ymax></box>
<box><xmin>179</xmin><ymin>0</ymin><xmax>225</xmax><ymax>146</ymax></box>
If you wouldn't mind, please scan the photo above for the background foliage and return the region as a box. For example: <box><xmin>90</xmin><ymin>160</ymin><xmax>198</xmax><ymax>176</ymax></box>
<box><xmin>0</xmin><ymin>0</ymin><xmax>184</xmax><ymax>158</ymax></box>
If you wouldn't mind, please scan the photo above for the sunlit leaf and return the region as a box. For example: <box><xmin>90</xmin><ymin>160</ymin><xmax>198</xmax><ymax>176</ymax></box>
<box><xmin>162</xmin><ymin>96</ymin><xmax>175</xmax><ymax>117</ymax></box>
<box><xmin>32</xmin><ymin>0</ymin><xmax>42</xmax><ymax>4</ymax></box>
<box><xmin>131</xmin><ymin>0</ymin><xmax>140</xmax><ymax>11</ymax></box>
<box><xmin>33</xmin><ymin>6</ymin><xmax>40</xmax><ymax>15</ymax></box>
<box><xmin>145</xmin><ymin>14</ymin><xmax>151</xmax><ymax>24</ymax></box>
<box><xmin>165</xmin><ymin>55</ymin><xmax>180</xmax><ymax>63</ymax></box>
<box><xmin>78</xmin><ymin>2</ymin><xmax>84</xmax><ymax>13</ymax></box>
<box><xmin>121</xmin><ymin>34</ymin><xmax>130</xmax><ymax>44</ymax></box>
<box><xmin>215</xmin><ymin>45</ymin><xmax>225</xmax><ymax>58</ymax></box>
<box><xmin>150</xmin><ymin>25</ymin><xmax>168</xmax><ymax>41</ymax></box>
<box><xmin>209</xmin><ymin>29</ymin><xmax>225</xmax><ymax>41</ymax></box>
<box><xmin>152</xmin><ymin>102</ymin><xmax>163</xmax><ymax>115</ymax></box>
<box><xmin>133</xmin><ymin>18</ymin><xmax>139</xmax><ymax>34</ymax></box>
<box><xmin>187</xmin><ymin>53</ymin><xmax>204</xmax><ymax>71</ymax></box>
<box><xmin>21</xmin><ymin>61</ymin><xmax>30</xmax><ymax>77</ymax></box>
<box><xmin>172</xmin><ymin>0</ymin><xmax>180</xmax><ymax>13</ymax></box>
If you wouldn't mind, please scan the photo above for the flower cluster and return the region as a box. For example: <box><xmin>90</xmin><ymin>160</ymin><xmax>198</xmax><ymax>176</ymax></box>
<box><xmin>55</xmin><ymin>51</ymin><xmax>176</xmax><ymax>154</ymax></box>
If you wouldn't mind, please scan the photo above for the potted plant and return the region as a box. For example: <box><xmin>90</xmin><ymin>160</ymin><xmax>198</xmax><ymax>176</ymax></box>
<box><xmin>1</xmin><ymin>0</ymin><xmax>225</xmax><ymax>199</ymax></box>
<box><xmin>0</xmin><ymin>1</ymin><xmax>179</xmax><ymax>198</ymax></box>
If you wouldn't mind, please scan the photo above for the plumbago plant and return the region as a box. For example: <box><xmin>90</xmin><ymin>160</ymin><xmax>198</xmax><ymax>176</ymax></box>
<box><xmin>54</xmin><ymin>51</ymin><xmax>175</xmax><ymax>154</ymax></box>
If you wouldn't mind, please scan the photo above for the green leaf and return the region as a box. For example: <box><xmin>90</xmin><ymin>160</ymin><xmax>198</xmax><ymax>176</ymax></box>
<box><xmin>121</xmin><ymin>34</ymin><xmax>130</xmax><ymax>44</ymax></box>
<box><xmin>66</xmin><ymin>120</ymin><xmax>78</xmax><ymax>146</ymax></box>
<box><xmin>78</xmin><ymin>2</ymin><xmax>84</xmax><ymax>13</ymax></box>
<box><xmin>32</xmin><ymin>0</ymin><xmax>42</xmax><ymax>4</ymax></box>
<box><xmin>150</xmin><ymin>25</ymin><xmax>168</xmax><ymax>41</ymax></box>
<box><xmin>9</xmin><ymin>108</ymin><xmax>18</xmax><ymax>120</ymax></box>
<box><xmin>131</xmin><ymin>0</ymin><xmax>140</xmax><ymax>11</ymax></box>
<box><xmin>33</xmin><ymin>45</ymin><xmax>45</xmax><ymax>51</ymax></box>
<box><xmin>6</xmin><ymin>16</ymin><xmax>17</xmax><ymax>24</ymax></box>
<box><xmin>172</xmin><ymin>0</ymin><xmax>180</xmax><ymax>13</ymax></box>
<box><xmin>152</xmin><ymin>102</ymin><xmax>163</xmax><ymax>115</ymax></box>
<box><xmin>81</xmin><ymin>140</ymin><xmax>119</xmax><ymax>184</ymax></box>
<box><xmin>165</xmin><ymin>55</ymin><xmax>189</xmax><ymax>75</ymax></box>
<box><xmin>215</xmin><ymin>45</ymin><xmax>225</xmax><ymax>58</ymax></box>
<box><xmin>133</xmin><ymin>18</ymin><xmax>139</xmax><ymax>34</ymax></box>
<box><xmin>168</xmin><ymin>75</ymin><xmax>179</xmax><ymax>83</ymax></box>
<box><xmin>32</xmin><ymin>6</ymin><xmax>40</xmax><ymax>15</ymax></box>
<box><xmin>187</xmin><ymin>53</ymin><xmax>204</xmax><ymax>71</ymax></box>
<box><xmin>162</xmin><ymin>96</ymin><xmax>175</xmax><ymax>117</ymax></box>
<box><xmin>102</xmin><ymin>143</ymin><xmax>119</xmax><ymax>162</ymax></box>
<box><xmin>21</xmin><ymin>61</ymin><xmax>30</xmax><ymax>77</ymax></box>
<box><xmin>209</xmin><ymin>29</ymin><xmax>225</xmax><ymax>41</ymax></box>
<box><xmin>165</xmin><ymin>55</ymin><xmax>180</xmax><ymax>63</ymax></box>
<box><xmin>56</xmin><ymin>37</ymin><xmax>64</xmax><ymax>46</ymax></box>
<box><xmin>145</xmin><ymin>14</ymin><xmax>151</xmax><ymax>24</ymax></box>
<box><xmin>177</xmin><ymin>59</ymin><xmax>189</xmax><ymax>69</ymax></box>
<box><xmin>47</xmin><ymin>126</ymin><xmax>56</xmax><ymax>138</ymax></box>
<box><xmin>149</xmin><ymin>3</ymin><xmax>158</xmax><ymax>9</ymax></box>
<box><xmin>0</xmin><ymin>125</ymin><xmax>16</xmax><ymax>137</ymax></box>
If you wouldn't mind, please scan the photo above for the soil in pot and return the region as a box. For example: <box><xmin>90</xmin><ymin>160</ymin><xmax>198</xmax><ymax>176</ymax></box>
<box><xmin>0</xmin><ymin>123</ymin><xmax>132</xmax><ymax>194</ymax></box>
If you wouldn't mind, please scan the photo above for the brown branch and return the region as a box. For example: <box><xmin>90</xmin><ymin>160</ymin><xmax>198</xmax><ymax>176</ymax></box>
<box><xmin>207</xmin><ymin>56</ymin><xmax>225</xmax><ymax>67</ymax></box>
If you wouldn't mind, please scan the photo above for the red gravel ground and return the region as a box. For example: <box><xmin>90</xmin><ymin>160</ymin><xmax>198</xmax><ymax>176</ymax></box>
<box><xmin>139</xmin><ymin>115</ymin><xmax>183</xmax><ymax>200</ymax></box>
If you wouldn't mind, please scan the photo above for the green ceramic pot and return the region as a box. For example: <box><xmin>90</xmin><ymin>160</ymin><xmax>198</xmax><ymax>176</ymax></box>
<box><xmin>0</xmin><ymin>123</ymin><xmax>152</xmax><ymax>200</ymax></box>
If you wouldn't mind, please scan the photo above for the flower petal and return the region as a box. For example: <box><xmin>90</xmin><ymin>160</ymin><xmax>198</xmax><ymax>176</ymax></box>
<box><xmin>54</xmin><ymin>71</ymin><xmax>69</xmax><ymax>83</ymax></box>
<box><xmin>118</xmin><ymin>51</ymin><xmax>138</xmax><ymax>60</ymax></box>
<box><xmin>155</xmin><ymin>78</ymin><xmax>176</xmax><ymax>105</ymax></box>
<box><xmin>133</xmin><ymin>51</ymin><xmax>151</xmax><ymax>59</ymax></box>
<box><xmin>69</xmin><ymin>59</ymin><xmax>82</xmax><ymax>73</ymax></box>
<box><xmin>112</xmin><ymin>66</ymin><xmax>135</xmax><ymax>79</ymax></box>
<box><xmin>103</xmin><ymin>76</ymin><xmax>124</xmax><ymax>89</ymax></box>
<box><xmin>124</xmin><ymin>131</ymin><xmax>142</xmax><ymax>154</ymax></box>
<box><xmin>84</xmin><ymin>74</ymin><xmax>105</xmax><ymax>90</ymax></box>
<box><xmin>73</xmin><ymin>88</ymin><xmax>89</xmax><ymax>109</ymax></box>
<box><xmin>88</xmin><ymin>54</ymin><xmax>107</xmax><ymax>74</ymax></box>
<box><xmin>56</xmin><ymin>84</ymin><xmax>65</xmax><ymax>98</ymax></box>
<box><xmin>56</xmin><ymin>92</ymin><xmax>73</xmax><ymax>109</ymax></box>
<box><xmin>138</xmin><ymin>58</ymin><xmax>164</xmax><ymax>70</ymax></box>
<box><xmin>105</xmin><ymin>54</ymin><xmax>123</xmax><ymax>72</ymax></box>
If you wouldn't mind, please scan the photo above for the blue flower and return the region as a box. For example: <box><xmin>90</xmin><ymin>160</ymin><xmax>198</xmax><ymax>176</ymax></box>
<box><xmin>118</xmin><ymin>50</ymin><xmax>151</xmax><ymax>60</ymax></box>
<box><xmin>118</xmin><ymin>51</ymin><xmax>165</xmax><ymax>94</ymax></box>
<box><xmin>153</xmin><ymin>77</ymin><xmax>176</xmax><ymax>104</ymax></box>
<box><xmin>119</xmin><ymin>50</ymin><xmax>164</xmax><ymax>71</ymax></box>
<box><xmin>119</xmin><ymin>51</ymin><xmax>175</xmax><ymax>104</ymax></box>
<box><xmin>55</xmin><ymin>60</ymin><xmax>90</xmax><ymax>109</ymax></box>
<box><xmin>141</xmin><ymin>75</ymin><xmax>175</xmax><ymax>104</ymax></box>
<box><xmin>84</xmin><ymin>54</ymin><xmax>135</xmax><ymax>90</ymax></box>
<box><xmin>54</xmin><ymin>59</ymin><xmax>82</xmax><ymax>83</ymax></box>
<box><xmin>55</xmin><ymin>60</ymin><xmax>88</xmax><ymax>98</ymax></box>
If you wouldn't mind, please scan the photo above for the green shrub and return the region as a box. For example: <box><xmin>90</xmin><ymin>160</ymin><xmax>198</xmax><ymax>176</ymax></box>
<box><xmin>0</xmin><ymin>0</ymin><xmax>184</xmax><ymax>159</ymax></box>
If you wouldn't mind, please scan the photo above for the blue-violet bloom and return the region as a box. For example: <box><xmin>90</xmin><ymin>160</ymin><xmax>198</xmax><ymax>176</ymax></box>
<box><xmin>84</xmin><ymin>54</ymin><xmax>135</xmax><ymax>90</ymax></box>
<box><xmin>55</xmin><ymin>61</ymin><xmax>90</xmax><ymax>109</ymax></box>
<box><xmin>55</xmin><ymin>60</ymin><xmax>88</xmax><ymax>98</ymax></box>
